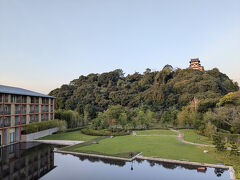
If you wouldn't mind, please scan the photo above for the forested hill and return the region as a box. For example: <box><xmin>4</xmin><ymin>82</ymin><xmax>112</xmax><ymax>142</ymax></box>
<box><xmin>49</xmin><ymin>66</ymin><xmax>239</xmax><ymax>114</ymax></box>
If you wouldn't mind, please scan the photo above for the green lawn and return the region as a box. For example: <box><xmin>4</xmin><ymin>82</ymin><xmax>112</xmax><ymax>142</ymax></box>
<box><xmin>180</xmin><ymin>129</ymin><xmax>213</xmax><ymax>145</ymax></box>
<box><xmin>62</xmin><ymin>135</ymin><xmax>218</xmax><ymax>164</ymax></box>
<box><xmin>38</xmin><ymin>130</ymin><xmax>98</xmax><ymax>141</ymax></box>
<box><xmin>135</xmin><ymin>129</ymin><xmax>178</xmax><ymax>136</ymax></box>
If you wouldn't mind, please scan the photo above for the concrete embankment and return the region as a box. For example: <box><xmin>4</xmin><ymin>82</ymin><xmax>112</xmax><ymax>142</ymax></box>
<box><xmin>32</xmin><ymin>140</ymin><xmax>84</xmax><ymax>146</ymax></box>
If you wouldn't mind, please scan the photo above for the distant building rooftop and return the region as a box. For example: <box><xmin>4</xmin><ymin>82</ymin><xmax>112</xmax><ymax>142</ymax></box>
<box><xmin>0</xmin><ymin>85</ymin><xmax>55</xmax><ymax>98</ymax></box>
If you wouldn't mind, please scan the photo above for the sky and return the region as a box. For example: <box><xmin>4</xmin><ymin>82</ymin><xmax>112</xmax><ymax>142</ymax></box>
<box><xmin>0</xmin><ymin>0</ymin><xmax>239</xmax><ymax>94</ymax></box>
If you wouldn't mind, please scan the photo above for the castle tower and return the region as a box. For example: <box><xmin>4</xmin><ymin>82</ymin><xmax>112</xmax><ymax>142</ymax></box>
<box><xmin>189</xmin><ymin>58</ymin><xmax>204</xmax><ymax>71</ymax></box>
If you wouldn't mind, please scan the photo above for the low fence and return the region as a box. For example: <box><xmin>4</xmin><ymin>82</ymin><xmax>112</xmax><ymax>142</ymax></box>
<box><xmin>21</xmin><ymin>127</ymin><xmax>59</xmax><ymax>141</ymax></box>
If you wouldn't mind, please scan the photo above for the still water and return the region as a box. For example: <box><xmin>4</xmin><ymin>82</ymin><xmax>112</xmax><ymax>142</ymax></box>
<box><xmin>0</xmin><ymin>142</ymin><xmax>230</xmax><ymax>180</ymax></box>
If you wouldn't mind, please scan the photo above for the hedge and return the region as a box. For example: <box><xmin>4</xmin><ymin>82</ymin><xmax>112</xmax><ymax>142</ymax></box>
<box><xmin>22</xmin><ymin>119</ymin><xmax>66</xmax><ymax>134</ymax></box>
<box><xmin>81</xmin><ymin>128</ymin><xmax>130</xmax><ymax>136</ymax></box>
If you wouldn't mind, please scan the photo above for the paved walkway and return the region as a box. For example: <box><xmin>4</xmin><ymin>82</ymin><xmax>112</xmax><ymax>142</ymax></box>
<box><xmin>170</xmin><ymin>129</ymin><xmax>215</xmax><ymax>147</ymax></box>
<box><xmin>33</xmin><ymin>140</ymin><xmax>84</xmax><ymax>146</ymax></box>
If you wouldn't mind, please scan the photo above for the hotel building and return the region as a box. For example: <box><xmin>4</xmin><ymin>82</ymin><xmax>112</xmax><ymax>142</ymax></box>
<box><xmin>0</xmin><ymin>85</ymin><xmax>55</xmax><ymax>146</ymax></box>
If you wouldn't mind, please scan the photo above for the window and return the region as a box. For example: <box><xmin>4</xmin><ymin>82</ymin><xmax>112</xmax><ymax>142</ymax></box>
<box><xmin>4</xmin><ymin>117</ymin><xmax>11</xmax><ymax>127</ymax></box>
<box><xmin>0</xmin><ymin>117</ymin><xmax>3</xmax><ymax>128</ymax></box>
<box><xmin>35</xmin><ymin>105</ymin><xmax>39</xmax><ymax>113</ymax></box>
<box><xmin>51</xmin><ymin>98</ymin><xmax>54</xmax><ymax>104</ymax></box>
<box><xmin>51</xmin><ymin>105</ymin><xmax>53</xmax><ymax>113</ymax></box>
<box><xmin>30</xmin><ymin>105</ymin><xmax>34</xmax><ymax>113</ymax></box>
<box><xmin>35</xmin><ymin>115</ymin><xmax>39</xmax><ymax>122</ymax></box>
<box><xmin>41</xmin><ymin>105</ymin><xmax>45</xmax><ymax>113</ymax></box>
<box><xmin>15</xmin><ymin>116</ymin><xmax>20</xmax><ymax>125</ymax></box>
<box><xmin>45</xmin><ymin>105</ymin><xmax>49</xmax><ymax>112</ymax></box>
<box><xmin>22</xmin><ymin>105</ymin><xmax>26</xmax><ymax>114</ymax></box>
<box><xmin>0</xmin><ymin>104</ymin><xmax>3</xmax><ymax>115</ymax></box>
<box><xmin>36</xmin><ymin>98</ymin><xmax>39</xmax><ymax>104</ymax></box>
<box><xmin>0</xmin><ymin>94</ymin><xmax>2</xmax><ymax>103</ymax></box>
<box><xmin>41</xmin><ymin>114</ymin><xmax>45</xmax><ymax>121</ymax></box>
<box><xmin>42</xmin><ymin>98</ymin><xmax>45</xmax><ymax>104</ymax></box>
<box><xmin>11</xmin><ymin>95</ymin><xmax>16</xmax><ymax>103</ymax></box>
<box><xmin>50</xmin><ymin>113</ymin><xmax>53</xmax><ymax>120</ymax></box>
<box><xmin>30</xmin><ymin>115</ymin><xmax>34</xmax><ymax>123</ymax></box>
<box><xmin>31</xmin><ymin>97</ymin><xmax>35</xmax><ymax>104</ymax></box>
<box><xmin>5</xmin><ymin>95</ymin><xmax>9</xmax><ymax>103</ymax></box>
<box><xmin>22</xmin><ymin>96</ymin><xmax>27</xmax><ymax>103</ymax></box>
<box><xmin>10</xmin><ymin>132</ymin><xmax>15</xmax><ymax>143</ymax></box>
<box><xmin>15</xmin><ymin>105</ymin><xmax>21</xmax><ymax>114</ymax></box>
<box><xmin>22</xmin><ymin>115</ymin><xmax>26</xmax><ymax>124</ymax></box>
<box><xmin>16</xmin><ymin>96</ymin><xmax>21</xmax><ymax>103</ymax></box>
<box><xmin>4</xmin><ymin>105</ymin><xmax>11</xmax><ymax>115</ymax></box>
<box><xmin>46</xmin><ymin>114</ymin><xmax>49</xmax><ymax>121</ymax></box>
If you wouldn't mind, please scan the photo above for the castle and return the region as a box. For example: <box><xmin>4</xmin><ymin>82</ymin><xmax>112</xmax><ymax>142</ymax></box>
<box><xmin>189</xmin><ymin>58</ymin><xmax>204</xmax><ymax>71</ymax></box>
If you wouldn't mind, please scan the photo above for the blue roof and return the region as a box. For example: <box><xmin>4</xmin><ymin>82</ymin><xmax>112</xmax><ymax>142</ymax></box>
<box><xmin>0</xmin><ymin>85</ymin><xmax>55</xmax><ymax>98</ymax></box>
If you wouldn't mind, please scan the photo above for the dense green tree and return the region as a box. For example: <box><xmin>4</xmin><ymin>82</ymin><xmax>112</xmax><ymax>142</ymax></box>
<box><xmin>49</xmin><ymin>67</ymin><xmax>238</xmax><ymax>120</ymax></box>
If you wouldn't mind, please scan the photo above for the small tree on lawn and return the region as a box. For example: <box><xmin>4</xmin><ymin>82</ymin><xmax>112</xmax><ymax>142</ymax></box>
<box><xmin>230</xmin><ymin>138</ymin><xmax>239</xmax><ymax>156</ymax></box>
<box><xmin>213</xmin><ymin>133</ymin><xmax>226</xmax><ymax>151</ymax></box>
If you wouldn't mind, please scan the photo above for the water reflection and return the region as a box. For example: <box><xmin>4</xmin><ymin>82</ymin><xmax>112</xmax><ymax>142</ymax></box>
<box><xmin>0</xmin><ymin>142</ymin><xmax>55</xmax><ymax>180</ymax></box>
<box><xmin>0</xmin><ymin>143</ymin><xmax>229</xmax><ymax>180</ymax></box>
<box><xmin>67</xmin><ymin>153</ymin><xmax>227</xmax><ymax>179</ymax></box>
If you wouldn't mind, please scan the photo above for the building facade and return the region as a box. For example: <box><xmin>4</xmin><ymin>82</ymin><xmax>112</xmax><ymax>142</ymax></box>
<box><xmin>189</xmin><ymin>58</ymin><xmax>204</xmax><ymax>71</ymax></box>
<box><xmin>0</xmin><ymin>85</ymin><xmax>55</xmax><ymax>146</ymax></box>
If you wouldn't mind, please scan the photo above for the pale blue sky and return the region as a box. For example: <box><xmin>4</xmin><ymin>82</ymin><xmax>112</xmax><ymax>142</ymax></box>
<box><xmin>0</xmin><ymin>0</ymin><xmax>239</xmax><ymax>94</ymax></box>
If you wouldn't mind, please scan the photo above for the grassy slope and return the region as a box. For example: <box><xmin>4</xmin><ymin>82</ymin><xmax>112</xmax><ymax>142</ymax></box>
<box><xmin>38</xmin><ymin>130</ymin><xmax>98</xmax><ymax>141</ymax></box>
<box><xmin>180</xmin><ymin>129</ymin><xmax>213</xmax><ymax>145</ymax></box>
<box><xmin>64</xmin><ymin>135</ymin><xmax>218</xmax><ymax>164</ymax></box>
<box><xmin>135</xmin><ymin>129</ymin><xmax>177</xmax><ymax>135</ymax></box>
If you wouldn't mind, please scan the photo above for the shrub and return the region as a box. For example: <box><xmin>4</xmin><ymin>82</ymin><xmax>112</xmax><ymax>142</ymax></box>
<box><xmin>81</xmin><ymin>128</ymin><xmax>130</xmax><ymax>136</ymax></box>
<box><xmin>213</xmin><ymin>133</ymin><xmax>226</xmax><ymax>151</ymax></box>
<box><xmin>23</xmin><ymin>119</ymin><xmax>66</xmax><ymax>134</ymax></box>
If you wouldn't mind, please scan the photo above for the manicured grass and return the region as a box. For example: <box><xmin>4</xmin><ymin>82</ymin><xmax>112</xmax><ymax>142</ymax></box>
<box><xmin>62</xmin><ymin>135</ymin><xmax>218</xmax><ymax>164</ymax></box>
<box><xmin>180</xmin><ymin>129</ymin><xmax>213</xmax><ymax>145</ymax></box>
<box><xmin>135</xmin><ymin>129</ymin><xmax>178</xmax><ymax>136</ymax></box>
<box><xmin>38</xmin><ymin>130</ymin><xmax>98</xmax><ymax>141</ymax></box>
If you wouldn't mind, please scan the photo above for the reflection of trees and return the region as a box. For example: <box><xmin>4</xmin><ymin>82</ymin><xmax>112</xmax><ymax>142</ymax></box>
<box><xmin>77</xmin><ymin>155</ymin><xmax>126</xmax><ymax>167</ymax></box>
<box><xmin>162</xmin><ymin>163</ymin><xmax>177</xmax><ymax>170</ymax></box>
<box><xmin>135</xmin><ymin>159</ymin><xmax>144</xmax><ymax>164</ymax></box>
<box><xmin>147</xmin><ymin>160</ymin><xmax>177</xmax><ymax>169</ymax></box>
<box><xmin>214</xmin><ymin>168</ymin><xmax>225</xmax><ymax>177</ymax></box>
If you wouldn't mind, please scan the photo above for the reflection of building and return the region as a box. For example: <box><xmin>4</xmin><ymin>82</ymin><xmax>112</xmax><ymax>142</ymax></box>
<box><xmin>189</xmin><ymin>58</ymin><xmax>204</xmax><ymax>71</ymax></box>
<box><xmin>0</xmin><ymin>85</ymin><xmax>55</xmax><ymax>146</ymax></box>
<box><xmin>0</xmin><ymin>142</ymin><xmax>55</xmax><ymax>179</ymax></box>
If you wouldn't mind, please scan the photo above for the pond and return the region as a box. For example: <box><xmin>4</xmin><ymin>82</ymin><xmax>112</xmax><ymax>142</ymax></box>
<box><xmin>0</xmin><ymin>142</ymin><xmax>230</xmax><ymax>180</ymax></box>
